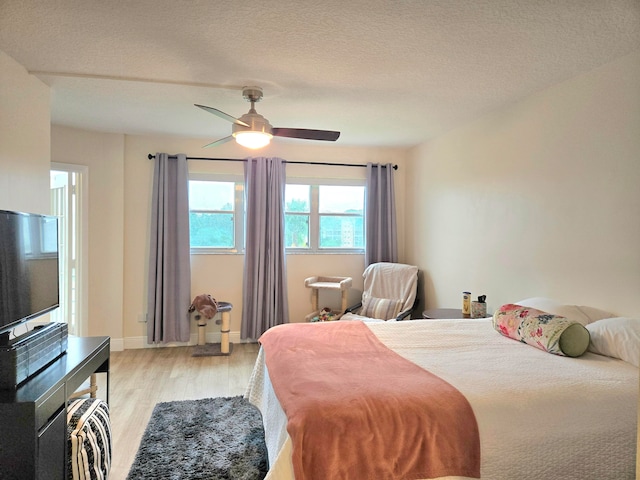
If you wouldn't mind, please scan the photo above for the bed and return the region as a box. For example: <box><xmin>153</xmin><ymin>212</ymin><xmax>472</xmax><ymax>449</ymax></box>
<box><xmin>245</xmin><ymin>302</ymin><xmax>639</xmax><ymax>480</ymax></box>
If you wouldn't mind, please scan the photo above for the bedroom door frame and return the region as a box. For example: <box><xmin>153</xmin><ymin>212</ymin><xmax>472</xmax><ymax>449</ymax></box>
<box><xmin>50</xmin><ymin>163</ymin><xmax>89</xmax><ymax>337</ymax></box>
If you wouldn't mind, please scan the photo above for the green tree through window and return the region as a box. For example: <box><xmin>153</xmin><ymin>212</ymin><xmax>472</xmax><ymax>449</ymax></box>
<box><xmin>285</xmin><ymin>198</ymin><xmax>310</xmax><ymax>248</ymax></box>
<box><xmin>189</xmin><ymin>179</ymin><xmax>364</xmax><ymax>253</ymax></box>
<box><xmin>189</xmin><ymin>180</ymin><xmax>240</xmax><ymax>250</ymax></box>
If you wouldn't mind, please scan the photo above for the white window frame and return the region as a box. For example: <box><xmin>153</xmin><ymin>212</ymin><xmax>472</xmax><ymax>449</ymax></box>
<box><xmin>188</xmin><ymin>174</ymin><xmax>365</xmax><ymax>255</ymax></box>
<box><xmin>50</xmin><ymin>163</ymin><xmax>89</xmax><ymax>337</ymax></box>
<box><xmin>188</xmin><ymin>173</ymin><xmax>245</xmax><ymax>255</ymax></box>
<box><xmin>285</xmin><ymin>178</ymin><xmax>365</xmax><ymax>255</ymax></box>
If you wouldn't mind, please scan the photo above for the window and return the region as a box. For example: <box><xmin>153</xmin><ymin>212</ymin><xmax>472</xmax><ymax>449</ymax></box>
<box><xmin>284</xmin><ymin>185</ymin><xmax>310</xmax><ymax>248</ymax></box>
<box><xmin>189</xmin><ymin>176</ymin><xmax>364</xmax><ymax>254</ymax></box>
<box><xmin>189</xmin><ymin>178</ymin><xmax>244</xmax><ymax>252</ymax></box>
<box><xmin>318</xmin><ymin>185</ymin><xmax>364</xmax><ymax>249</ymax></box>
<box><xmin>285</xmin><ymin>182</ymin><xmax>364</xmax><ymax>253</ymax></box>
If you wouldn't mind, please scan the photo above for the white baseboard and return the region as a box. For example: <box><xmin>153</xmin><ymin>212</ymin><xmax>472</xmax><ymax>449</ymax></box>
<box><xmin>112</xmin><ymin>331</ymin><xmax>246</xmax><ymax>351</ymax></box>
<box><xmin>109</xmin><ymin>337</ymin><xmax>125</xmax><ymax>351</ymax></box>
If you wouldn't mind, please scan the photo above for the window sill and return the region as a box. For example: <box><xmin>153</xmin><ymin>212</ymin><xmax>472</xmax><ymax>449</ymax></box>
<box><xmin>190</xmin><ymin>249</ymin><xmax>365</xmax><ymax>256</ymax></box>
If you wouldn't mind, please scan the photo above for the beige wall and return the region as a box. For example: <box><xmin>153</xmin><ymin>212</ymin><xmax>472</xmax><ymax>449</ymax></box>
<box><xmin>0</xmin><ymin>50</ymin><xmax>50</xmax><ymax>213</ymax></box>
<box><xmin>120</xmin><ymin>135</ymin><xmax>407</xmax><ymax>347</ymax></box>
<box><xmin>405</xmin><ymin>51</ymin><xmax>640</xmax><ymax>318</ymax></box>
<box><xmin>3</xmin><ymin>46</ymin><xmax>639</xmax><ymax>470</ymax></box>
<box><xmin>46</xmin><ymin>127</ymin><xmax>406</xmax><ymax>348</ymax></box>
<box><xmin>0</xmin><ymin>50</ymin><xmax>51</xmax><ymax>335</ymax></box>
<box><xmin>50</xmin><ymin>125</ymin><xmax>125</xmax><ymax>343</ymax></box>
<box><xmin>404</xmin><ymin>52</ymin><xmax>640</xmax><ymax>474</ymax></box>
<box><xmin>4</xmin><ymin>45</ymin><xmax>638</xmax><ymax>333</ymax></box>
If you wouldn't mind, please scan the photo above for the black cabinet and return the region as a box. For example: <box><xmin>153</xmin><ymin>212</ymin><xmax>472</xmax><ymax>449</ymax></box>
<box><xmin>0</xmin><ymin>336</ymin><xmax>110</xmax><ymax>480</ymax></box>
<box><xmin>37</xmin><ymin>407</ymin><xmax>66</xmax><ymax>480</ymax></box>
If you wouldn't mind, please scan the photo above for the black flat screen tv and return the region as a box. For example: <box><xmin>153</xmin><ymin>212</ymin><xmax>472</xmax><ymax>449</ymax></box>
<box><xmin>0</xmin><ymin>209</ymin><xmax>59</xmax><ymax>336</ymax></box>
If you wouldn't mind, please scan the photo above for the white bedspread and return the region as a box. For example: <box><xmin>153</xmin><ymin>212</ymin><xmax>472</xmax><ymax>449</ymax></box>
<box><xmin>246</xmin><ymin>318</ymin><xmax>638</xmax><ymax>479</ymax></box>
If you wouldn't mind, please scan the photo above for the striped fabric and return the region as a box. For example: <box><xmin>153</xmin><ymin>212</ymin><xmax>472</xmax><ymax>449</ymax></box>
<box><xmin>67</xmin><ymin>398</ymin><xmax>112</xmax><ymax>480</ymax></box>
<box><xmin>360</xmin><ymin>296</ymin><xmax>403</xmax><ymax>320</ymax></box>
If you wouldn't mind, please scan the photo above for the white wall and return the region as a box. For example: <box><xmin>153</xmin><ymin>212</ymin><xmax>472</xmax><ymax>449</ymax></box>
<box><xmin>4</xmin><ymin>44</ymin><xmax>638</xmax><ymax>473</ymax></box>
<box><xmin>0</xmin><ymin>50</ymin><xmax>52</xmax><ymax>336</ymax></box>
<box><xmin>405</xmin><ymin>51</ymin><xmax>640</xmax><ymax>318</ymax></box>
<box><xmin>120</xmin><ymin>134</ymin><xmax>407</xmax><ymax>348</ymax></box>
<box><xmin>0</xmin><ymin>50</ymin><xmax>50</xmax><ymax>213</ymax></box>
<box><xmin>51</xmin><ymin>125</ymin><xmax>125</xmax><ymax>344</ymax></box>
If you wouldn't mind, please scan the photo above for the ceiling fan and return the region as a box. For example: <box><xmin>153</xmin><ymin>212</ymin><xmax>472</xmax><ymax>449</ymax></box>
<box><xmin>195</xmin><ymin>86</ymin><xmax>340</xmax><ymax>149</ymax></box>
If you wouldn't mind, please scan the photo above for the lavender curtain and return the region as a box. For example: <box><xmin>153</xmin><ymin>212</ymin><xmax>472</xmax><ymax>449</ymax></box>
<box><xmin>242</xmin><ymin>157</ymin><xmax>289</xmax><ymax>339</ymax></box>
<box><xmin>365</xmin><ymin>162</ymin><xmax>398</xmax><ymax>266</ymax></box>
<box><xmin>147</xmin><ymin>153</ymin><xmax>191</xmax><ymax>343</ymax></box>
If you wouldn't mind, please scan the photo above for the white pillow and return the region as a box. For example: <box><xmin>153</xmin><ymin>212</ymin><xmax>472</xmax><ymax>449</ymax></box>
<box><xmin>515</xmin><ymin>297</ymin><xmax>614</xmax><ymax>326</ymax></box>
<box><xmin>576</xmin><ymin>305</ymin><xmax>615</xmax><ymax>323</ymax></box>
<box><xmin>515</xmin><ymin>298</ymin><xmax>591</xmax><ymax>326</ymax></box>
<box><xmin>586</xmin><ymin>317</ymin><xmax>640</xmax><ymax>367</ymax></box>
<box><xmin>515</xmin><ymin>297</ymin><xmax>562</xmax><ymax>311</ymax></box>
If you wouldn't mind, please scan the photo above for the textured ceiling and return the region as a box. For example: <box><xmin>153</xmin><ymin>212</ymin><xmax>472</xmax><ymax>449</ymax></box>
<box><xmin>1</xmin><ymin>0</ymin><xmax>639</xmax><ymax>147</ymax></box>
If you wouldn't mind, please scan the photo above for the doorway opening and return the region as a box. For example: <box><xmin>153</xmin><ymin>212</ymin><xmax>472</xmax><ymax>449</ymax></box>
<box><xmin>50</xmin><ymin>164</ymin><xmax>88</xmax><ymax>336</ymax></box>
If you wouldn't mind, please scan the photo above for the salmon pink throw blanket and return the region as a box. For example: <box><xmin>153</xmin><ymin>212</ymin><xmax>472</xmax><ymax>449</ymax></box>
<box><xmin>259</xmin><ymin>321</ymin><xmax>480</xmax><ymax>480</ymax></box>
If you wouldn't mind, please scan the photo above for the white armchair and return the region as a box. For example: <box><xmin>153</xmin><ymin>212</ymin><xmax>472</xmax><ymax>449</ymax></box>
<box><xmin>341</xmin><ymin>262</ymin><xmax>418</xmax><ymax>322</ymax></box>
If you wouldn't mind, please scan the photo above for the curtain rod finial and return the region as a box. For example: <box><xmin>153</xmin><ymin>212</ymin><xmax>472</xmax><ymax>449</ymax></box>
<box><xmin>148</xmin><ymin>154</ymin><xmax>154</xmax><ymax>160</ymax></box>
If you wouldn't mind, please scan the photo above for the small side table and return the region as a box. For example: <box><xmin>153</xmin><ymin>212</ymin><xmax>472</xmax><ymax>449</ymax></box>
<box><xmin>422</xmin><ymin>308</ymin><xmax>469</xmax><ymax>319</ymax></box>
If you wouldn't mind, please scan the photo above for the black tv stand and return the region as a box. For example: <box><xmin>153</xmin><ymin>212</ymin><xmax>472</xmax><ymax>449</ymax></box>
<box><xmin>0</xmin><ymin>336</ymin><xmax>110</xmax><ymax>480</ymax></box>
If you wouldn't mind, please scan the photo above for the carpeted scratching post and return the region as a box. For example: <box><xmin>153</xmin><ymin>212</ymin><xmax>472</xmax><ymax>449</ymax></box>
<box><xmin>192</xmin><ymin>301</ymin><xmax>233</xmax><ymax>357</ymax></box>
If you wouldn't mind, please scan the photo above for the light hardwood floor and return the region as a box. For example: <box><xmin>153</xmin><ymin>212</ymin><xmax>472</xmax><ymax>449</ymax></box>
<box><xmin>92</xmin><ymin>343</ymin><xmax>260</xmax><ymax>480</ymax></box>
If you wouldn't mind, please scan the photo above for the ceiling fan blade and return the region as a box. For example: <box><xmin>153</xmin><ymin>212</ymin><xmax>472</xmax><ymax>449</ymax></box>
<box><xmin>202</xmin><ymin>135</ymin><xmax>233</xmax><ymax>148</ymax></box>
<box><xmin>194</xmin><ymin>104</ymin><xmax>250</xmax><ymax>127</ymax></box>
<box><xmin>272</xmin><ymin>128</ymin><xmax>340</xmax><ymax>142</ymax></box>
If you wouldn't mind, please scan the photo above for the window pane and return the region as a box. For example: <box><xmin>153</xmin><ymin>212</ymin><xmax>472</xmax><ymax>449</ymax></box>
<box><xmin>319</xmin><ymin>216</ymin><xmax>364</xmax><ymax>248</ymax></box>
<box><xmin>189</xmin><ymin>181</ymin><xmax>234</xmax><ymax>211</ymax></box>
<box><xmin>42</xmin><ymin>217</ymin><xmax>58</xmax><ymax>253</ymax></box>
<box><xmin>285</xmin><ymin>185</ymin><xmax>310</xmax><ymax>212</ymax></box>
<box><xmin>189</xmin><ymin>212</ymin><xmax>234</xmax><ymax>247</ymax></box>
<box><xmin>319</xmin><ymin>186</ymin><xmax>364</xmax><ymax>214</ymax></box>
<box><xmin>285</xmin><ymin>214</ymin><xmax>309</xmax><ymax>248</ymax></box>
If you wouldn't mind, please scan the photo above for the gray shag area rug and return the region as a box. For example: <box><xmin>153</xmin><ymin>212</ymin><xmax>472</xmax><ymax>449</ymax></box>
<box><xmin>126</xmin><ymin>396</ymin><xmax>268</xmax><ymax>480</ymax></box>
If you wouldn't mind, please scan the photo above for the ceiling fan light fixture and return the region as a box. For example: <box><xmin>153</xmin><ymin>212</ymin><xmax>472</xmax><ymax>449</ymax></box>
<box><xmin>196</xmin><ymin>85</ymin><xmax>341</xmax><ymax>148</ymax></box>
<box><xmin>232</xmin><ymin>110</ymin><xmax>273</xmax><ymax>149</ymax></box>
<box><xmin>233</xmin><ymin>131</ymin><xmax>273</xmax><ymax>149</ymax></box>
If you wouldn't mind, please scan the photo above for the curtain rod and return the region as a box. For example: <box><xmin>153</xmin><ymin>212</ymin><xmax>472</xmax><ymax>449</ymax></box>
<box><xmin>147</xmin><ymin>154</ymin><xmax>398</xmax><ymax>170</ymax></box>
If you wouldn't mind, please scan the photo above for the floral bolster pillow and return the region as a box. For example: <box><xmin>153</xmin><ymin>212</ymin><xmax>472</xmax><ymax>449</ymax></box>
<box><xmin>493</xmin><ymin>304</ymin><xmax>590</xmax><ymax>357</ymax></box>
